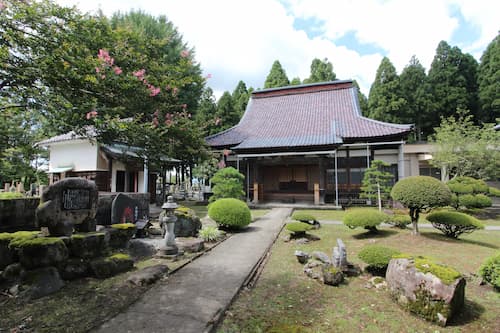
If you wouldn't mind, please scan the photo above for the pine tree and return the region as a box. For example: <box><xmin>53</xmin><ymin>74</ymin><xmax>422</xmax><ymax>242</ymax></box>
<box><xmin>303</xmin><ymin>58</ymin><xmax>336</xmax><ymax>83</ymax></box>
<box><xmin>195</xmin><ymin>87</ymin><xmax>218</xmax><ymax>135</ymax></box>
<box><xmin>427</xmin><ymin>41</ymin><xmax>479</xmax><ymax>133</ymax></box>
<box><xmin>399</xmin><ymin>56</ymin><xmax>433</xmax><ymax>140</ymax></box>
<box><xmin>367</xmin><ymin>57</ymin><xmax>406</xmax><ymax>123</ymax></box>
<box><xmin>215</xmin><ymin>91</ymin><xmax>239</xmax><ymax>132</ymax></box>
<box><xmin>232</xmin><ymin>80</ymin><xmax>250</xmax><ymax>117</ymax></box>
<box><xmin>264</xmin><ymin>60</ymin><xmax>290</xmax><ymax>88</ymax></box>
<box><xmin>360</xmin><ymin>160</ymin><xmax>394</xmax><ymax>203</ymax></box>
<box><xmin>478</xmin><ymin>33</ymin><xmax>500</xmax><ymax>123</ymax></box>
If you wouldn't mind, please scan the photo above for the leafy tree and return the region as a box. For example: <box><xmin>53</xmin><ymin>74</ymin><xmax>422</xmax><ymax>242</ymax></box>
<box><xmin>232</xmin><ymin>80</ymin><xmax>249</xmax><ymax>118</ymax></box>
<box><xmin>446</xmin><ymin>176</ymin><xmax>491</xmax><ymax>210</ymax></box>
<box><xmin>429</xmin><ymin>111</ymin><xmax>500</xmax><ymax>180</ymax></box>
<box><xmin>360</xmin><ymin>160</ymin><xmax>394</xmax><ymax>206</ymax></box>
<box><xmin>427</xmin><ymin>41</ymin><xmax>479</xmax><ymax>133</ymax></box>
<box><xmin>215</xmin><ymin>92</ymin><xmax>239</xmax><ymax>132</ymax></box>
<box><xmin>391</xmin><ymin>176</ymin><xmax>452</xmax><ymax>235</ymax></box>
<box><xmin>367</xmin><ymin>57</ymin><xmax>406</xmax><ymax>123</ymax></box>
<box><xmin>478</xmin><ymin>33</ymin><xmax>500</xmax><ymax>123</ymax></box>
<box><xmin>399</xmin><ymin>56</ymin><xmax>433</xmax><ymax>140</ymax></box>
<box><xmin>303</xmin><ymin>58</ymin><xmax>336</xmax><ymax>83</ymax></box>
<box><xmin>1</xmin><ymin>2</ymin><xmax>207</xmax><ymax>171</ymax></box>
<box><xmin>264</xmin><ymin>60</ymin><xmax>289</xmax><ymax>88</ymax></box>
<box><xmin>290</xmin><ymin>77</ymin><xmax>301</xmax><ymax>85</ymax></box>
<box><xmin>352</xmin><ymin>80</ymin><xmax>368</xmax><ymax>116</ymax></box>
<box><xmin>209</xmin><ymin>167</ymin><xmax>245</xmax><ymax>202</ymax></box>
<box><xmin>192</xmin><ymin>155</ymin><xmax>219</xmax><ymax>186</ymax></box>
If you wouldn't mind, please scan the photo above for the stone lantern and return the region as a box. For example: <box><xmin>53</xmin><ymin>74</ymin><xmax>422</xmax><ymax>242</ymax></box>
<box><xmin>159</xmin><ymin>195</ymin><xmax>179</xmax><ymax>255</ymax></box>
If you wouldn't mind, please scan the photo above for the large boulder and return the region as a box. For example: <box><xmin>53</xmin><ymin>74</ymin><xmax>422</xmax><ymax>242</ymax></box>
<box><xmin>20</xmin><ymin>266</ymin><xmax>65</xmax><ymax>299</ymax></box>
<box><xmin>12</xmin><ymin>237</ymin><xmax>68</xmax><ymax>269</ymax></box>
<box><xmin>90</xmin><ymin>254</ymin><xmax>134</xmax><ymax>279</ymax></box>
<box><xmin>161</xmin><ymin>206</ymin><xmax>202</xmax><ymax>237</ymax></box>
<box><xmin>386</xmin><ymin>257</ymin><xmax>465</xmax><ymax>326</ymax></box>
<box><xmin>68</xmin><ymin>232</ymin><xmax>108</xmax><ymax>259</ymax></box>
<box><xmin>127</xmin><ymin>265</ymin><xmax>169</xmax><ymax>286</ymax></box>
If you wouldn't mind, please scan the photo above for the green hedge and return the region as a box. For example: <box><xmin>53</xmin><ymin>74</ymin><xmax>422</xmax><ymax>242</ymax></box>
<box><xmin>208</xmin><ymin>198</ymin><xmax>251</xmax><ymax>229</ymax></box>
<box><xmin>479</xmin><ymin>252</ymin><xmax>500</xmax><ymax>291</ymax></box>
<box><xmin>343</xmin><ymin>208</ymin><xmax>386</xmax><ymax>232</ymax></box>
<box><xmin>458</xmin><ymin>193</ymin><xmax>492</xmax><ymax>209</ymax></box>
<box><xmin>489</xmin><ymin>187</ymin><xmax>500</xmax><ymax>197</ymax></box>
<box><xmin>291</xmin><ymin>212</ymin><xmax>317</xmax><ymax>223</ymax></box>
<box><xmin>426</xmin><ymin>211</ymin><xmax>484</xmax><ymax>238</ymax></box>
<box><xmin>358</xmin><ymin>245</ymin><xmax>401</xmax><ymax>273</ymax></box>
<box><xmin>286</xmin><ymin>221</ymin><xmax>313</xmax><ymax>235</ymax></box>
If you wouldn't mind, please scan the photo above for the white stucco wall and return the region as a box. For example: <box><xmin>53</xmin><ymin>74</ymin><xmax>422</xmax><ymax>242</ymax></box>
<box><xmin>48</xmin><ymin>140</ymin><xmax>98</xmax><ymax>172</ymax></box>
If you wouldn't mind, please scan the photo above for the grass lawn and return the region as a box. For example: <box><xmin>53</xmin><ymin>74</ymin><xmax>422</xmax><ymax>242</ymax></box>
<box><xmin>180</xmin><ymin>201</ymin><xmax>270</xmax><ymax>221</ymax></box>
<box><xmin>294</xmin><ymin>209</ymin><xmax>346</xmax><ymax>221</ymax></box>
<box><xmin>251</xmin><ymin>209</ymin><xmax>271</xmax><ymax>221</ymax></box>
<box><xmin>218</xmin><ymin>225</ymin><xmax>500</xmax><ymax>333</ymax></box>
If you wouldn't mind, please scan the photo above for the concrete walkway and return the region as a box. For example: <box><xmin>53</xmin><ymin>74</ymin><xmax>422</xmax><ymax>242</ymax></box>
<box><xmin>93</xmin><ymin>208</ymin><xmax>292</xmax><ymax>333</ymax></box>
<box><xmin>319</xmin><ymin>220</ymin><xmax>500</xmax><ymax>230</ymax></box>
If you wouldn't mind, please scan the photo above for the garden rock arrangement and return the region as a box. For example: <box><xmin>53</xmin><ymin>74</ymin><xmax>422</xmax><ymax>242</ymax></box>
<box><xmin>386</xmin><ymin>256</ymin><xmax>465</xmax><ymax>326</ymax></box>
<box><xmin>294</xmin><ymin>238</ymin><xmax>360</xmax><ymax>286</ymax></box>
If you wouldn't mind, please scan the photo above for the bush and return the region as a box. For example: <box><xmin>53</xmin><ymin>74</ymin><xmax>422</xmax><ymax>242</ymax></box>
<box><xmin>426</xmin><ymin>211</ymin><xmax>484</xmax><ymax>238</ymax></box>
<box><xmin>209</xmin><ymin>167</ymin><xmax>245</xmax><ymax>203</ymax></box>
<box><xmin>479</xmin><ymin>253</ymin><xmax>500</xmax><ymax>291</ymax></box>
<box><xmin>385</xmin><ymin>214</ymin><xmax>411</xmax><ymax>228</ymax></box>
<box><xmin>459</xmin><ymin>193</ymin><xmax>492</xmax><ymax>208</ymax></box>
<box><xmin>198</xmin><ymin>226</ymin><xmax>224</xmax><ymax>242</ymax></box>
<box><xmin>447</xmin><ymin>183</ymin><xmax>473</xmax><ymax>195</ymax></box>
<box><xmin>285</xmin><ymin>221</ymin><xmax>313</xmax><ymax>235</ymax></box>
<box><xmin>208</xmin><ymin>198</ymin><xmax>251</xmax><ymax>229</ymax></box>
<box><xmin>391</xmin><ymin>176</ymin><xmax>451</xmax><ymax>234</ymax></box>
<box><xmin>448</xmin><ymin>176</ymin><xmax>489</xmax><ymax>194</ymax></box>
<box><xmin>358</xmin><ymin>245</ymin><xmax>401</xmax><ymax>274</ymax></box>
<box><xmin>291</xmin><ymin>212</ymin><xmax>317</xmax><ymax>223</ymax></box>
<box><xmin>489</xmin><ymin>187</ymin><xmax>500</xmax><ymax>197</ymax></box>
<box><xmin>343</xmin><ymin>208</ymin><xmax>386</xmax><ymax>232</ymax></box>
<box><xmin>0</xmin><ymin>192</ymin><xmax>24</xmax><ymax>199</ymax></box>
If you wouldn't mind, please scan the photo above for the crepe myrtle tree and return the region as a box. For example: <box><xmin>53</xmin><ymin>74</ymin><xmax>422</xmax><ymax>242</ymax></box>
<box><xmin>391</xmin><ymin>176</ymin><xmax>451</xmax><ymax>235</ymax></box>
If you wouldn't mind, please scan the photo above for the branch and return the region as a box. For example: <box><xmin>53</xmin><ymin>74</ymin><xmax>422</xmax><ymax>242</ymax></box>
<box><xmin>0</xmin><ymin>104</ymin><xmax>28</xmax><ymax>111</ymax></box>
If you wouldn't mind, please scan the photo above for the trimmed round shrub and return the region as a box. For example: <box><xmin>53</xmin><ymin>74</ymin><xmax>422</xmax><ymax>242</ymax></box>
<box><xmin>291</xmin><ymin>212</ymin><xmax>317</xmax><ymax>223</ymax></box>
<box><xmin>358</xmin><ymin>245</ymin><xmax>401</xmax><ymax>274</ymax></box>
<box><xmin>426</xmin><ymin>211</ymin><xmax>484</xmax><ymax>238</ymax></box>
<box><xmin>343</xmin><ymin>208</ymin><xmax>387</xmax><ymax>232</ymax></box>
<box><xmin>209</xmin><ymin>167</ymin><xmax>245</xmax><ymax>203</ymax></box>
<box><xmin>447</xmin><ymin>182</ymin><xmax>473</xmax><ymax>195</ymax></box>
<box><xmin>208</xmin><ymin>198</ymin><xmax>251</xmax><ymax>229</ymax></box>
<box><xmin>458</xmin><ymin>194</ymin><xmax>492</xmax><ymax>209</ymax></box>
<box><xmin>286</xmin><ymin>221</ymin><xmax>313</xmax><ymax>236</ymax></box>
<box><xmin>474</xmin><ymin>194</ymin><xmax>492</xmax><ymax>208</ymax></box>
<box><xmin>385</xmin><ymin>214</ymin><xmax>411</xmax><ymax>228</ymax></box>
<box><xmin>479</xmin><ymin>252</ymin><xmax>500</xmax><ymax>291</ymax></box>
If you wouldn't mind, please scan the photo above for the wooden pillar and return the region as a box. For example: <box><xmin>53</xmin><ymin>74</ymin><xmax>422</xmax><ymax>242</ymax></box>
<box><xmin>314</xmin><ymin>183</ymin><xmax>320</xmax><ymax>205</ymax></box>
<box><xmin>318</xmin><ymin>157</ymin><xmax>325</xmax><ymax>204</ymax></box>
<box><xmin>253</xmin><ymin>183</ymin><xmax>259</xmax><ymax>203</ymax></box>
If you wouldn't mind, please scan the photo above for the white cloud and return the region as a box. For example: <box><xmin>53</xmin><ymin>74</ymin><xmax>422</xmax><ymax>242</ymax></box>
<box><xmin>55</xmin><ymin>0</ymin><xmax>497</xmax><ymax>97</ymax></box>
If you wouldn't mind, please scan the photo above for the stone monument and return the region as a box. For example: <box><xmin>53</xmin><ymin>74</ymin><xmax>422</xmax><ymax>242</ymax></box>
<box><xmin>159</xmin><ymin>196</ymin><xmax>179</xmax><ymax>256</ymax></box>
<box><xmin>36</xmin><ymin>178</ymin><xmax>98</xmax><ymax>236</ymax></box>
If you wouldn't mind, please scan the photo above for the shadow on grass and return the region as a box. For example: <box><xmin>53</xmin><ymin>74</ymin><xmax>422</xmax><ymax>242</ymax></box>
<box><xmin>352</xmin><ymin>229</ymin><xmax>398</xmax><ymax>240</ymax></box>
<box><xmin>223</xmin><ymin>225</ymin><xmax>262</xmax><ymax>234</ymax></box>
<box><xmin>447</xmin><ymin>298</ymin><xmax>485</xmax><ymax>326</ymax></box>
<box><xmin>420</xmin><ymin>231</ymin><xmax>499</xmax><ymax>249</ymax></box>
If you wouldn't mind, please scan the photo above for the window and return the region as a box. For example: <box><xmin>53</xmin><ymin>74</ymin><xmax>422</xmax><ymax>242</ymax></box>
<box><xmin>327</xmin><ymin>169</ymin><xmax>347</xmax><ymax>185</ymax></box>
<box><xmin>350</xmin><ymin>168</ymin><xmax>366</xmax><ymax>184</ymax></box>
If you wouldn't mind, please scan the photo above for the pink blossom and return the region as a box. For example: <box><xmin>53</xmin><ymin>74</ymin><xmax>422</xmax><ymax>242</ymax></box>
<box><xmin>86</xmin><ymin>110</ymin><xmax>98</xmax><ymax>119</ymax></box>
<box><xmin>133</xmin><ymin>69</ymin><xmax>146</xmax><ymax>78</ymax></box>
<box><xmin>149</xmin><ymin>86</ymin><xmax>160</xmax><ymax>97</ymax></box>
<box><xmin>172</xmin><ymin>87</ymin><xmax>179</xmax><ymax>96</ymax></box>
<box><xmin>180</xmin><ymin>50</ymin><xmax>190</xmax><ymax>58</ymax></box>
<box><xmin>113</xmin><ymin>66</ymin><xmax>122</xmax><ymax>75</ymax></box>
<box><xmin>95</xmin><ymin>67</ymin><xmax>100</xmax><ymax>73</ymax></box>
<box><xmin>0</xmin><ymin>2</ymin><xmax>5</xmax><ymax>10</ymax></box>
<box><xmin>165</xmin><ymin>119</ymin><xmax>173</xmax><ymax>126</ymax></box>
<box><xmin>97</xmin><ymin>49</ymin><xmax>114</xmax><ymax>66</ymax></box>
<box><xmin>152</xmin><ymin>117</ymin><xmax>159</xmax><ymax>128</ymax></box>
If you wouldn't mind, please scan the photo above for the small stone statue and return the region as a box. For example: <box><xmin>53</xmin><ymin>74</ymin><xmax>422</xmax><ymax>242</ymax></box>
<box><xmin>159</xmin><ymin>196</ymin><xmax>179</xmax><ymax>255</ymax></box>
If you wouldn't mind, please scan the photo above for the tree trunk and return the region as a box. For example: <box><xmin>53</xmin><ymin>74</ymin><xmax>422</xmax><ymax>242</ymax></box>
<box><xmin>410</xmin><ymin>208</ymin><xmax>420</xmax><ymax>235</ymax></box>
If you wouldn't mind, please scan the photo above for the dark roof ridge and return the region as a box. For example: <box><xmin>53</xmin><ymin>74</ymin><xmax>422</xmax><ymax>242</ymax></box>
<box><xmin>205</xmin><ymin>124</ymin><xmax>240</xmax><ymax>140</ymax></box>
<box><xmin>253</xmin><ymin>79</ymin><xmax>354</xmax><ymax>94</ymax></box>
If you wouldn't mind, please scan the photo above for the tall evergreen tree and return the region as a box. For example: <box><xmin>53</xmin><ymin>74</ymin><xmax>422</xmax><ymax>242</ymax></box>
<box><xmin>215</xmin><ymin>91</ymin><xmax>239</xmax><ymax>132</ymax></box>
<box><xmin>195</xmin><ymin>87</ymin><xmax>218</xmax><ymax>135</ymax></box>
<box><xmin>352</xmin><ymin>80</ymin><xmax>368</xmax><ymax>116</ymax></box>
<box><xmin>303</xmin><ymin>58</ymin><xmax>336</xmax><ymax>83</ymax></box>
<box><xmin>427</xmin><ymin>41</ymin><xmax>479</xmax><ymax>132</ymax></box>
<box><xmin>399</xmin><ymin>56</ymin><xmax>433</xmax><ymax>140</ymax></box>
<box><xmin>290</xmin><ymin>77</ymin><xmax>301</xmax><ymax>85</ymax></box>
<box><xmin>232</xmin><ymin>80</ymin><xmax>250</xmax><ymax>117</ymax></box>
<box><xmin>367</xmin><ymin>57</ymin><xmax>406</xmax><ymax>123</ymax></box>
<box><xmin>478</xmin><ymin>33</ymin><xmax>500</xmax><ymax>123</ymax></box>
<box><xmin>264</xmin><ymin>60</ymin><xmax>289</xmax><ymax>88</ymax></box>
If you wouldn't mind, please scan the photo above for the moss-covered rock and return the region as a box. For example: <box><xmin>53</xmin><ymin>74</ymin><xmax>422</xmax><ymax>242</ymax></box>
<box><xmin>69</xmin><ymin>232</ymin><xmax>107</xmax><ymax>258</ymax></box>
<box><xmin>322</xmin><ymin>264</ymin><xmax>344</xmax><ymax>286</ymax></box>
<box><xmin>10</xmin><ymin>237</ymin><xmax>68</xmax><ymax>269</ymax></box>
<box><xmin>174</xmin><ymin>206</ymin><xmax>202</xmax><ymax>237</ymax></box>
<box><xmin>109</xmin><ymin>224</ymin><xmax>136</xmax><ymax>249</ymax></box>
<box><xmin>2</xmin><ymin>262</ymin><xmax>25</xmax><ymax>282</ymax></box>
<box><xmin>285</xmin><ymin>221</ymin><xmax>313</xmax><ymax>236</ymax></box>
<box><xmin>386</xmin><ymin>257</ymin><xmax>465</xmax><ymax>326</ymax></box>
<box><xmin>59</xmin><ymin>258</ymin><xmax>90</xmax><ymax>280</ymax></box>
<box><xmin>90</xmin><ymin>253</ymin><xmax>134</xmax><ymax>279</ymax></box>
<box><xmin>20</xmin><ymin>266</ymin><xmax>65</xmax><ymax>299</ymax></box>
<box><xmin>0</xmin><ymin>231</ymin><xmax>40</xmax><ymax>269</ymax></box>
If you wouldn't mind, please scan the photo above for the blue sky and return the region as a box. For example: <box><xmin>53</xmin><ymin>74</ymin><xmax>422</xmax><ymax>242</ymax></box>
<box><xmin>56</xmin><ymin>0</ymin><xmax>498</xmax><ymax>97</ymax></box>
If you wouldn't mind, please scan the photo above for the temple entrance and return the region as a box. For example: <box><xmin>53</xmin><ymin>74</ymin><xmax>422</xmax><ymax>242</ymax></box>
<box><xmin>262</xmin><ymin>165</ymin><xmax>319</xmax><ymax>203</ymax></box>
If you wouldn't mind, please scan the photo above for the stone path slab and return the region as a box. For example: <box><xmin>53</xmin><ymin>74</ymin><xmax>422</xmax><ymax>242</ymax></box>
<box><xmin>93</xmin><ymin>208</ymin><xmax>292</xmax><ymax>333</ymax></box>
